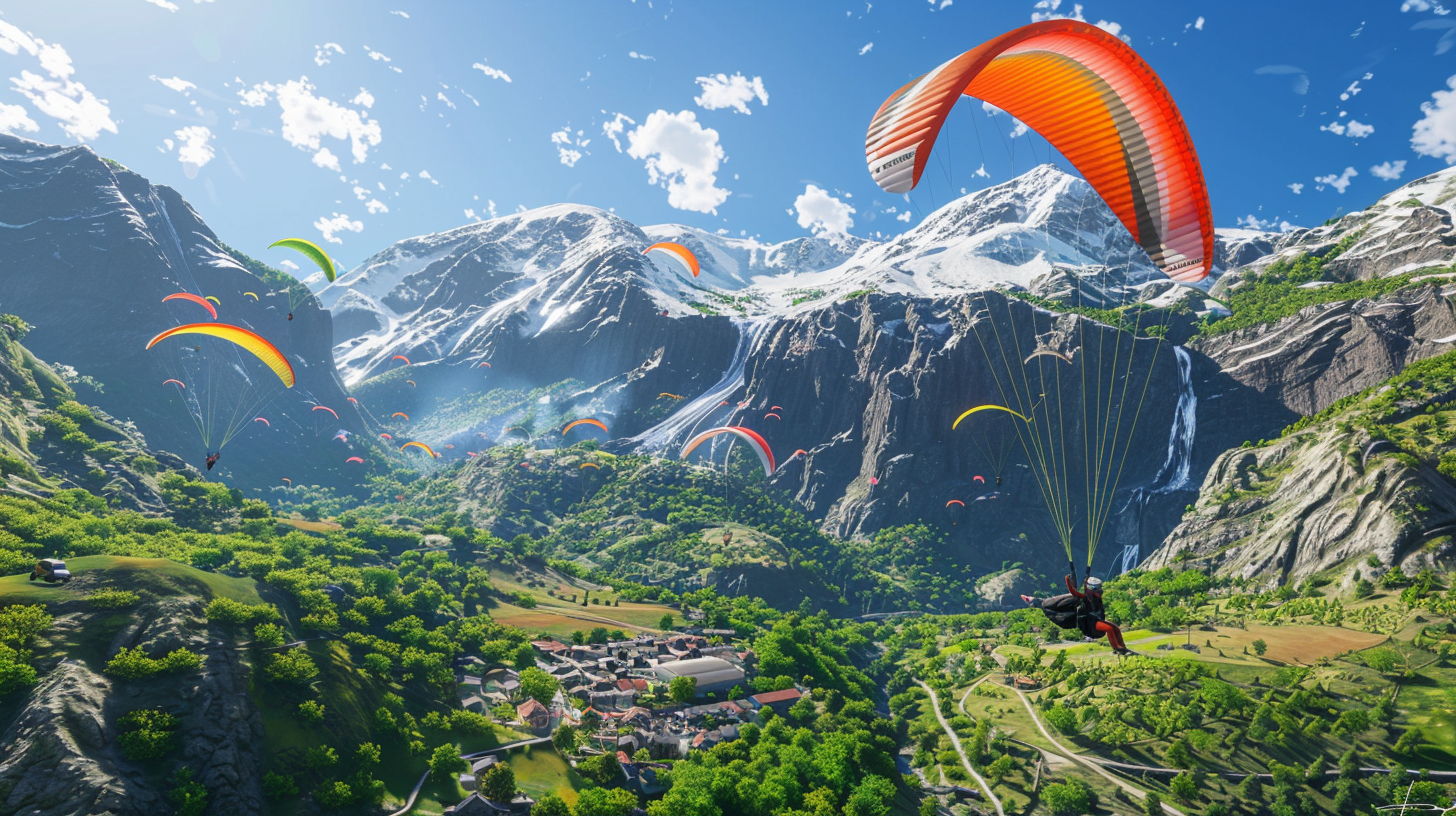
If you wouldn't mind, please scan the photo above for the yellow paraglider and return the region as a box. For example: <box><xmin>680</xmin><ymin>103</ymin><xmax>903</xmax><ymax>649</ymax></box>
<box><xmin>269</xmin><ymin>238</ymin><xmax>337</xmax><ymax>282</ymax></box>
<box><xmin>951</xmin><ymin>405</ymin><xmax>1028</xmax><ymax>430</ymax></box>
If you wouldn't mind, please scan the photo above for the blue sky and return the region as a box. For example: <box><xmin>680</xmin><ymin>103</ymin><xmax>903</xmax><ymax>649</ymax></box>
<box><xmin>3</xmin><ymin>0</ymin><xmax>1455</xmax><ymax>273</ymax></box>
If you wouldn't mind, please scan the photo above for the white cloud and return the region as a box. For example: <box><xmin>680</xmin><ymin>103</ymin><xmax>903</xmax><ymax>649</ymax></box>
<box><xmin>1288</xmin><ymin>182</ymin><xmax>1304</xmax><ymax>194</ymax></box>
<box><xmin>487</xmin><ymin>199</ymin><xmax>498</xmax><ymax>218</ymax></box>
<box><xmin>0</xmin><ymin>102</ymin><xmax>37</xmax><ymax>134</ymax></box>
<box><xmin>1340</xmin><ymin>79</ymin><xmax>1364</xmax><ymax>101</ymax></box>
<box><xmin>1320</xmin><ymin>119</ymin><xmax>1373</xmax><ymax>138</ymax></box>
<box><xmin>144</xmin><ymin>0</ymin><xmax>180</xmax><ymax>10</ymax></box>
<box><xmin>150</xmin><ymin>75</ymin><xmax>195</xmax><ymax>94</ymax></box>
<box><xmin>472</xmin><ymin>60</ymin><xmax>511</xmax><ymax>83</ymax></box>
<box><xmin>693</xmin><ymin>73</ymin><xmax>768</xmax><ymax>115</ymax></box>
<box><xmin>464</xmin><ymin>208</ymin><xmax>477</xmax><ymax>221</ymax></box>
<box><xmin>365</xmin><ymin>198</ymin><xmax>388</xmax><ymax>214</ymax></box>
<box><xmin>242</xmin><ymin>79</ymin><xmax>382</xmax><ymax>164</ymax></box>
<box><xmin>1194</xmin><ymin>16</ymin><xmax>1205</xmax><ymax>29</ymax></box>
<box><xmin>314</xmin><ymin>43</ymin><xmax>343</xmax><ymax>67</ymax></box>
<box><xmin>436</xmin><ymin>91</ymin><xmax>456</xmax><ymax>110</ymax></box>
<box><xmin>418</xmin><ymin>169</ymin><xmax>437</xmax><ymax>185</ymax></box>
<box><xmin>1404</xmin><ymin>0</ymin><xmax>1451</xmax><ymax>12</ymax></box>
<box><xmin>1413</xmin><ymin>75</ymin><xmax>1456</xmax><ymax>163</ymax></box>
<box><xmin>792</xmin><ymin>185</ymin><xmax>855</xmax><ymax>234</ymax></box>
<box><xmin>1030</xmin><ymin>0</ymin><xmax>1127</xmax><ymax>41</ymax></box>
<box><xmin>1370</xmin><ymin>160</ymin><xmax>1407</xmax><ymax>181</ymax></box>
<box><xmin>0</xmin><ymin>21</ymin><xmax>116</xmax><ymax>141</ymax></box>
<box><xmin>389</xmin><ymin>9</ymin><xmax>409</xmax><ymax>17</ymax></box>
<box><xmin>628</xmin><ymin>51</ymin><xmax>656</xmax><ymax>61</ymax></box>
<box><xmin>351</xmin><ymin>185</ymin><xmax>369</xmax><ymax>200</ymax></box>
<box><xmin>236</xmin><ymin>81</ymin><xmax>271</xmax><ymax>106</ymax></box>
<box><xmin>173</xmin><ymin>125</ymin><xmax>213</xmax><ymax>177</ymax></box>
<box><xmin>981</xmin><ymin>100</ymin><xmax>1028</xmax><ymax>137</ymax></box>
<box><xmin>352</xmin><ymin>88</ymin><xmax>374</xmax><ymax>108</ymax></box>
<box><xmin>1314</xmin><ymin>166</ymin><xmax>1358</xmax><ymax>193</ymax></box>
<box><xmin>859</xmin><ymin>42</ymin><xmax>873</xmax><ymax>55</ymax></box>
<box><xmin>973</xmin><ymin>163</ymin><xmax>989</xmax><ymax>178</ymax></box>
<box><xmin>313</xmin><ymin>212</ymin><xmax>362</xmax><ymax>244</ymax></box>
<box><xmin>312</xmin><ymin>147</ymin><xmax>341</xmax><ymax>172</ymax></box>
<box><xmin>1253</xmin><ymin>64</ymin><xmax>1309</xmax><ymax>95</ymax></box>
<box><xmin>1236</xmin><ymin>214</ymin><xmax>1296</xmax><ymax>232</ymax></box>
<box><xmin>365</xmin><ymin>47</ymin><xmax>391</xmax><ymax>62</ymax></box>
<box><xmin>624</xmin><ymin>109</ymin><xmax>729</xmax><ymax>213</ymax></box>
<box><xmin>896</xmin><ymin>210</ymin><xmax>912</xmax><ymax>222</ymax></box>
<box><xmin>602</xmin><ymin>112</ymin><xmax>635</xmax><ymax>152</ymax></box>
<box><xmin>551</xmin><ymin>125</ymin><xmax>589</xmax><ymax>167</ymax></box>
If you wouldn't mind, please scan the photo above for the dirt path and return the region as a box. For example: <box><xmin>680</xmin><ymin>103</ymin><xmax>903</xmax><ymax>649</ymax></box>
<box><xmin>915</xmin><ymin>679</ymin><xmax>1004</xmax><ymax>816</ymax></box>
<box><xmin>1008</xmin><ymin>684</ymin><xmax>1187</xmax><ymax>816</ymax></box>
<box><xmin>387</xmin><ymin>771</ymin><xmax>429</xmax><ymax>816</ymax></box>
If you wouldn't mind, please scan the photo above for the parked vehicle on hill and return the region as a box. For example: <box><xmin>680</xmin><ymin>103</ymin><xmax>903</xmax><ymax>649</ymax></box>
<box><xmin>30</xmin><ymin>559</ymin><xmax>71</xmax><ymax>583</ymax></box>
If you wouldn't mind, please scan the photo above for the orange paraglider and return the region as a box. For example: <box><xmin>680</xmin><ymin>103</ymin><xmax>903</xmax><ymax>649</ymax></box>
<box><xmin>643</xmin><ymin>242</ymin><xmax>700</xmax><ymax>277</ymax></box>
<box><xmin>865</xmin><ymin>19</ymin><xmax>1214</xmax><ymax>283</ymax></box>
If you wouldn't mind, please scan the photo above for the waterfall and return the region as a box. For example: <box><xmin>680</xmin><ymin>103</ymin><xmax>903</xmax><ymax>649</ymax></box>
<box><xmin>629</xmin><ymin>319</ymin><xmax>769</xmax><ymax>452</ymax></box>
<box><xmin>1151</xmin><ymin>346</ymin><xmax>1198</xmax><ymax>493</ymax></box>
<box><xmin>1116</xmin><ymin>345</ymin><xmax>1197</xmax><ymax>574</ymax></box>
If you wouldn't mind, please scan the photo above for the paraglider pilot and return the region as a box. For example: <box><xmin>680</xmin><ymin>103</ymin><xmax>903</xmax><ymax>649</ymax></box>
<box><xmin>205</xmin><ymin>452</ymin><xmax>219</xmax><ymax>471</ymax></box>
<box><xmin>1022</xmin><ymin>571</ymin><xmax>1129</xmax><ymax>655</ymax></box>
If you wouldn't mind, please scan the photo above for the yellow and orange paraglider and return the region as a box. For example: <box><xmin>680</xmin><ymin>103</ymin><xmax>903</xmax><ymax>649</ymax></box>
<box><xmin>562</xmin><ymin>418</ymin><xmax>609</xmax><ymax>437</ymax></box>
<box><xmin>643</xmin><ymin>242</ymin><xmax>700</xmax><ymax>277</ymax></box>
<box><xmin>400</xmin><ymin>441</ymin><xmax>438</xmax><ymax>458</ymax></box>
<box><xmin>147</xmin><ymin>324</ymin><xmax>295</xmax><ymax>387</ymax></box>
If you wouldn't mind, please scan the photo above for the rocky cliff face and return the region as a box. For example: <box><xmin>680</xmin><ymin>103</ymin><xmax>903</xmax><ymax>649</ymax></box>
<box><xmin>0</xmin><ymin>135</ymin><xmax>357</xmax><ymax>492</ymax></box>
<box><xmin>1193</xmin><ymin>284</ymin><xmax>1456</xmax><ymax>417</ymax></box>
<box><xmin>0</xmin><ymin>593</ymin><xmax>266</xmax><ymax>816</ymax></box>
<box><xmin>1143</xmin><ymin>410</ymin><xmax>1456</xmax><ymax>588</ymax></box>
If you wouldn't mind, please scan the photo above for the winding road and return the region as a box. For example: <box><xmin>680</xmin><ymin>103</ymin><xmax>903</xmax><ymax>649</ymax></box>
<box><xmin>915</xmin><ymin>679</ymin><xmax>1004</xmax><ymax>816</ymax></box>
<box><xmin>1008</xmin><ymin>685</ymin><xmax>1187</xmax><ymax>816</ymax></box>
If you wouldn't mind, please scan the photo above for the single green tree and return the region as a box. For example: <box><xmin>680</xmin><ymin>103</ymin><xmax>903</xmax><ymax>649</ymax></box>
<box><xmin>478</xmin><ymin>762</ymin><xmax>518</xmax><ymax>802</ymax></box>
<box><xmin>518</xmin><ymin>666</ymin><xmax>559</xmax><ymax>704</ymax></box>
<box><xmin>429</xmin><ymin>744</ymin><xmax>466</xmax><ymax>782</ymax></box>
<box><xmin>669</xmin><ymin>675</ymin><xmax>698</xmax><ymax>704</ymax></box>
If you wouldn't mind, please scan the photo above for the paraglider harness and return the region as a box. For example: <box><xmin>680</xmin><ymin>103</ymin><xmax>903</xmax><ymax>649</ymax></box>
<box><xmin>205</xmin><ymin>452</ymin><xmax>219</xmax><ymax>471</ymax></box>
<box><xmin>1041</xmin><ymin>564</ymin><xmax>1107</xmax><ymax>640</ymax></box>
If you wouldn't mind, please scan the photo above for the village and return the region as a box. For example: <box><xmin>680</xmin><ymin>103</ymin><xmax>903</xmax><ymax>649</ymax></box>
<box><xmin>441</xmin><ymin>626</ymin><xmax>804</xmax><ymax>814</ymax></box>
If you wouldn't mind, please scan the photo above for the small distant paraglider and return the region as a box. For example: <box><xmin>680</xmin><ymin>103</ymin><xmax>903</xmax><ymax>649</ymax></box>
<box><xmin>163</xmin><ymin>379</ymin><xmax>186</xmax><ymax>389</ymax></box>
<box><xmin>346</xmin><ymin>456</ymin><xmax>364</xmax><ymax>464</ymax></box>
<box><xmin>379</xmin><ymin>433</ymin><xmax>393</xmax><ymax>440</ymax></box>
<box><xmin>162</xmin><ymin>293</ymin><xmax>216</xmax><ymax>320</ymax></box>
<box><xmin>680</xmin><ymin>426</ymin><xmax>775</xmax><ymax>477</ymax></box>
<box><xmin>642</xmin><ymin>242</ymin><xmax>700</xmax><ymax>277</ymax></box>
<box><xmin>268</xmin><ymin>237</ymin><xmax>336</xmax><ymax>319</ymax></box>
<box><xmin>400</xmin><ymin>441</ymin><xmax>438</xmax><ymax>458</ymax></box>
<box><xmin>253</xmin><ymin>417</ymin><xmax>270</xmax><ymax>427</ymax></box>
<box><xmin>392</xmin><ymin>355</ymin><xmax>411</xmax><ymax>366</ymax></box>
<box><xmin>406</xmin><ymin>380</ymin><xmax>416</xmax><ymax>388</ymax></box>
<box><xmin>562</xmin><ymin>418</ymin><xmax>609</xmax><ymax>438</ymax></box>
<box><xmin>312</xmin><ymin>405</ymin><xmax>339</xmax><ymax>420</ymax></box>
